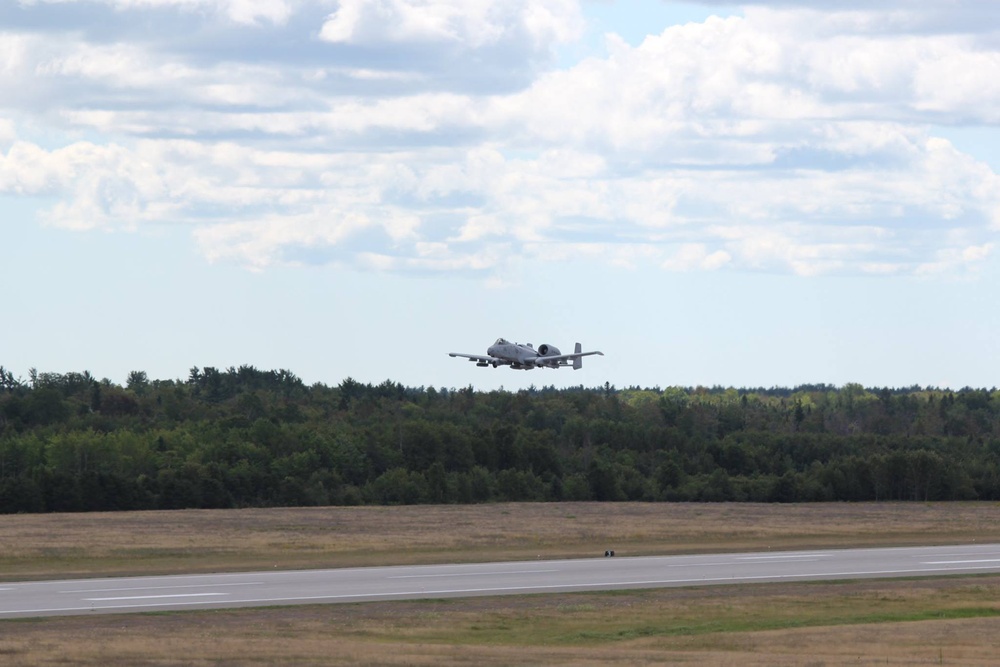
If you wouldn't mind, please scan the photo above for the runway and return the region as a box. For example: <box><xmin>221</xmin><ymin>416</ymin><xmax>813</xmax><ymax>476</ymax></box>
<box><xmin>2</xmin><ymin>543</ymin><xmax>1000</xmax><ymax>619</ymax></box>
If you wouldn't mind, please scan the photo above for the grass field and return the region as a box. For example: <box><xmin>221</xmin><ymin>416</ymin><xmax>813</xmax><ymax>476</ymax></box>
<box><xmin>2</xmin><ymin>502</ymin><xmax>999</xmax><ymax>580</ymax></box>
<box><xmin>2</xmin><ymin>502</ymin><xmax>1000</xmax><ymax>665</ymax></box>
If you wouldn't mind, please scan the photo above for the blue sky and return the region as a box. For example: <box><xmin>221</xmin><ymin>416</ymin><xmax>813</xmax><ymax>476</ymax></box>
<box><xmin>3</xmin><ymin>0</ymin><xmax>1000</xmax><ymax>391</ymax></box>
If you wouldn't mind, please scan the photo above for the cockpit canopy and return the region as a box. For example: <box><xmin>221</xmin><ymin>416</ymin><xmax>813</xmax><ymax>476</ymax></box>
<box><xmin>494</xmin><ymin>338</ymin><xmax>510</xmax><ymax>345</ymax></box>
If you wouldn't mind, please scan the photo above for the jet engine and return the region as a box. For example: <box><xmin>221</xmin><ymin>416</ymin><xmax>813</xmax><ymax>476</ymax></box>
<box><xmin>537</xmin><ymin>344</ymin><xmax>561</xmax><ymax>357</ymax></box>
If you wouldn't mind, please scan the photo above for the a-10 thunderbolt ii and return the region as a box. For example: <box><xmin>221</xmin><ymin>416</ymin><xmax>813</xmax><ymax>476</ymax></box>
<box><xmin>449</xmin><ymin>338</ymin><xmax>604</xmax><ymax>370</ymax></box>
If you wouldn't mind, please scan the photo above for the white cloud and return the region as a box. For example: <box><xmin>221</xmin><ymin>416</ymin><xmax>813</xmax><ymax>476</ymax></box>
<box><xmin>662</xmin><ymin>244</ymin><xmax>731</xmax><ymax>272</ymax></box>
<box><xmin>916</xmin><ymin>243</ymin><xmax>994</xmax><ymax>275</ymax></box>
<box><xmin>0</xmin><ymin>118</ymin><xmax>15</xmax><ymax>147</ymax></box>
<box><xmin>18</xmin><ymin>0</ymin><xmax>295</xmax><ymax>25</ymax></box>
<box><xmin>914</xmin><ymin>50</ymin><xmax>1000</xmax><ymax>119</ymax></box>
<box><xmin>223</xmin><ymin>0</ymin><xmax>294</xmax><ymax>25</ymax></box>
<box><xmin>2</xmin><ymin>1</ymin><xmax>1000</xmax><ymax>279</ymax></box>
<box><xmin>319</xmin><ymin>0</ymin><xmax>582</xmax><ymax>48</ymax></box>
<box><xmin>194</xmin><ymin>211</ymin><xmax>374</xmax><ymax>269</ymax></box>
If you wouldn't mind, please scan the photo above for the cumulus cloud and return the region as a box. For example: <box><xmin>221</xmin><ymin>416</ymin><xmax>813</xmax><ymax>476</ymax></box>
<box><xmin>320</xmin><ymin>0</ymin><xmax>581</xmax><ymax>48</ymax></box>
<box><xmin>0</xmin><ymin>119</ymin><xmax>15</xmax><ymax>148</ymax></box>
<box><xmin>662</xmin><ymin>244</ymin><xmax>732</xmax><ymax>272</ymax></box>
<box><xmin>13</xmin><ymin>0</ymin><xmax>295</xmax><ymax>26</ymax></box>
<box><xmin>1</xmin><ymin>0</ymin><xmax>999</xmax><ymax>278</ymax></box>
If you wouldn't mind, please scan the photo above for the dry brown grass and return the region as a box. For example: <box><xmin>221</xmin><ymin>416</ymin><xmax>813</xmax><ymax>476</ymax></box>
<box><xmin>3</xmin><ymin>502</ymin><xmax>1000</xmax><ymax>665</ymax></box>
<box><xmin>2</xmin><ymin>501</ymin><xmax>999</xmax><ymax>580</ymax></box>
<box><xmin>1</xmin><ymin>576</ymin><xmax>999</xmax><ymax>665</ymax></box>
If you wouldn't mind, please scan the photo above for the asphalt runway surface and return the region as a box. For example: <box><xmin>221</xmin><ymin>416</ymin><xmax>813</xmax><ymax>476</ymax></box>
<box><xmin>3</xmin><ymin>543</ymin><xmax>1000</xmax><ymax>619</ymax></box>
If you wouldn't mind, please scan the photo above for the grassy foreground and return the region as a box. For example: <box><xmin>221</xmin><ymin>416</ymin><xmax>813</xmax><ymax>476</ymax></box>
<box><xmin>2</xmin><ymin>576</ymin><xmax>999</xmax><ymax>665</ymax></box>
<box><xmin>2</xmin><ymin>502</ymin><xmax>1000</xmax><ymax>665</ymax></box>
<box><xmin>2</xmin><ymin>501</ymin><xmax>1000</xmax><ymax>580</ymax></box>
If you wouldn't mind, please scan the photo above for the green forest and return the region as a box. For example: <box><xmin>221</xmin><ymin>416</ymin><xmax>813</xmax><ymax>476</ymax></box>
<box><xmin>1</xmin><ymin>365</ymin><xmax>999</xmax><ymax>513</ymax></box>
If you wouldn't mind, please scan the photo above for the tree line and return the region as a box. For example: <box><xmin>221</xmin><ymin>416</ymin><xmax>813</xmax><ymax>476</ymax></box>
<box><xmin>1</xmin><ymin>364</ymin><xmax>999</xmax><ymax>513</ymax></box>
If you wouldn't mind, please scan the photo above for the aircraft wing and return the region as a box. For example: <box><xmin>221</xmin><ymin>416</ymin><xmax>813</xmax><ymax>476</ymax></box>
<box><xmin>448</xmin><ymin>353</ymin><xmax>512</xmax><ymax>366</ymax></box>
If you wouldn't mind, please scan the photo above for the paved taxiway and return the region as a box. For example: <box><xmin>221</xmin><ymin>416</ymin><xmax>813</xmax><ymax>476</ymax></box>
<box><xmin>3</xmin><ymin>543</ymin><xmax>1000</xmax><ymax>619</ymax></box>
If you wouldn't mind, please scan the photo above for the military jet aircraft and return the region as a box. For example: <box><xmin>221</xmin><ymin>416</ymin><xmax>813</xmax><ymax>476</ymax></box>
<box><xmin>449</xmin><ymin>338</ymin><xmax>604</xmax><ymax>370</ymax></box>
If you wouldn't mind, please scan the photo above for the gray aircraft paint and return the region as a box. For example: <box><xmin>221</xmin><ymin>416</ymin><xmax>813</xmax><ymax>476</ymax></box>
<box><xmin>450</xmin><ymin>338</ymin><xmax>604</xmax><ymax>370</ymax></box>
